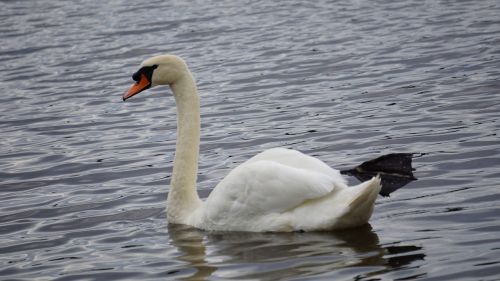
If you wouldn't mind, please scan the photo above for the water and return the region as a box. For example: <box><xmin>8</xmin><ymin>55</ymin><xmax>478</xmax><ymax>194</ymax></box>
<box><xmin>1</xmin><ymin>0</ymin><xmax>499</xmax><ymax>280</ymax></box>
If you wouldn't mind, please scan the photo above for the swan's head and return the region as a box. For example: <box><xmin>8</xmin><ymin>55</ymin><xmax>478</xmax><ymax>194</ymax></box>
<box><xmin>123</xmin><ymin>55</ymin><xmax>189</xmax><ymax>101</ymax></box>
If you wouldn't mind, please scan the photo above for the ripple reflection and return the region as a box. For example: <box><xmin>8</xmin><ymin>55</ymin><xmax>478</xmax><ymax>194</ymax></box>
<box><xmin>167</xmin><ymin>224</ymin><xmax>425</xmax><ymax>280</ymax></box>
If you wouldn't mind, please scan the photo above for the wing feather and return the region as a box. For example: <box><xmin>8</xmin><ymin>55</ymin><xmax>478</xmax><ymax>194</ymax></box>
<box><xmin>204</xmin><ymin>157</ymin><xmax>341</xmax><ymax>223</ymax></box>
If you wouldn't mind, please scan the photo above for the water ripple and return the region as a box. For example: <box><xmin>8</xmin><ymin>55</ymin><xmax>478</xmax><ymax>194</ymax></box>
<box><xmin>1</xmin><ymin>0</ymin><xmax>500</xmax><ymax>280</ymax></box>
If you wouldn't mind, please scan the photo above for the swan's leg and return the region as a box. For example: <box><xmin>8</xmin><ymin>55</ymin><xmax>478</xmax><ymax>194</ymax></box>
<box><xmin>340</xmin><ymin>153</ymin><xmax>417</xmax><ymax>196</ymax></box>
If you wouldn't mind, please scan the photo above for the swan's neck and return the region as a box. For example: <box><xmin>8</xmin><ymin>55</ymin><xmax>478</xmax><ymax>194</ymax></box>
<box><xmin>167</xmin><ymin>72</ymin><xmax>202</xmax><ymax>223</ymax></box>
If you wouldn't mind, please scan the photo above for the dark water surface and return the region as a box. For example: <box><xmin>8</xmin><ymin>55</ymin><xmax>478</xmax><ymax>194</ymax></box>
<box><xmin>1</xmin><ymin>0</ymin><xmax>500</xmax><ymax>280</ymax></box>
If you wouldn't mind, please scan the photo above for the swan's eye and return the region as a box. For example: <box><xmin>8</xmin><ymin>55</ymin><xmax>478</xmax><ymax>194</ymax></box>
<box><xmin>132</xmin><ymin>65</ymin><xmax>157</xmax><ymax>83</ymax></box>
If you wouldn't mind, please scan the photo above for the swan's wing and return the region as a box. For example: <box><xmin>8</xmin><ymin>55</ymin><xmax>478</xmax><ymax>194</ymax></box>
<box><xmin>245</xmin><ymin>148</ymin><xmax>346</xmax><ymax>185</ymax></box>
<box><xmin>204</xmin><ymin>159</ymin><xmax>341</xmax><ymax>221</ymax></box>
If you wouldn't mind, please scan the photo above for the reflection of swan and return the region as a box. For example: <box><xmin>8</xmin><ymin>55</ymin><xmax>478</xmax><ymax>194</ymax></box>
<box><xmin>124</xmin><ymin>55</ymin><xmax>394</xmax><ymax>232</ymax></box>
<box><xmin>167</xmin><ymin>224</ymin><xmax>216</xmax><ymax>281</ymax></box>
<box><xmin>167</xmin><ymin>223</ymin><xmax>425</xmax><ymax>280</ymax></box>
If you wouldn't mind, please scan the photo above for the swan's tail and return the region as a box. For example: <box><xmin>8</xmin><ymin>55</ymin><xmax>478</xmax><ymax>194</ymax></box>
<box><xmin>348</xmin><ymin>175</ymin><xmax>381</xmax><ymax>209</ymax></box>
<box><xmin>336</xmin><ymin>176</ymin><xmax>382</xmax><ymax>228</ymax></box>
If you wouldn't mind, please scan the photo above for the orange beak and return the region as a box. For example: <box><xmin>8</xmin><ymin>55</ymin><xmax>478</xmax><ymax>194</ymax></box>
<box><xmin>123</xmin><ymin>73</ymin><xmax>151</xmax><ymax>101</ymax></box>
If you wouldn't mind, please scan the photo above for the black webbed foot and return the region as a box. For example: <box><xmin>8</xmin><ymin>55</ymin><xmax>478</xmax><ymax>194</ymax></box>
<box><xmin>341</xmin><ymin>153</ymin><xmax>417</xmax><ymax>197</ymax></box>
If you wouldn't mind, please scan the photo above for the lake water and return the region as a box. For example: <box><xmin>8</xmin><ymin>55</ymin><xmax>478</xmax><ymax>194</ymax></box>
<box><xmin>1</xmin><ymin>0</ymin><xmax>500</xmax><ymax>280</ymax></box>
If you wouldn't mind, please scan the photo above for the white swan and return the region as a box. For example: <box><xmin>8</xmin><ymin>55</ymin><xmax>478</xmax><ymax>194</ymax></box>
<box><xmin>123</xmin><ymin>55</ymin><xmax>382</xmax><ymax>232</ymax></box>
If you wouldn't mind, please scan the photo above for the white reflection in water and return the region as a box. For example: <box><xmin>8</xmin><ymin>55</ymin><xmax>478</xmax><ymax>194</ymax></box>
<box><xmin>168</xmin><ymin>223</ymin><xmax>425</xmax><ymax>280</ymax></box>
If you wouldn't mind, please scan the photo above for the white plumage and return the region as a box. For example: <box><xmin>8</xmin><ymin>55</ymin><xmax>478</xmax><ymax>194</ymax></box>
<box><xmin>123</xmin><ymin>55</ymin><xmax>382</xmax><ymax>232</ymax></box>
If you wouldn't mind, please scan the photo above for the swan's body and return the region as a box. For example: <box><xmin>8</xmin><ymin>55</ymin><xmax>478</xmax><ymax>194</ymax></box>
<box><xmin>123</xmin><ymin>55</ymin><xmax>381</xmax><ymax>232</ymax></box>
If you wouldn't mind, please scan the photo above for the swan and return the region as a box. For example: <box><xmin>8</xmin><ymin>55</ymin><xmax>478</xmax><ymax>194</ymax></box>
<box><xmin>122</xmin><ymin>55</ymin><xmax>391</xmax><ymax>232</ymax></box>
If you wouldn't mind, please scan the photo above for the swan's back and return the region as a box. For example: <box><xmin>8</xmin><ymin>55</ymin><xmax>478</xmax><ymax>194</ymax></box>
<box><xmin>245</xmin><ymin>148</ymin><xmax>347</xmax><ymax>185</ymax></box>
<box><xmin>189</xmin><ymin>148</ymin><xmax>380</xmax><ymax>232</ymax></box>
